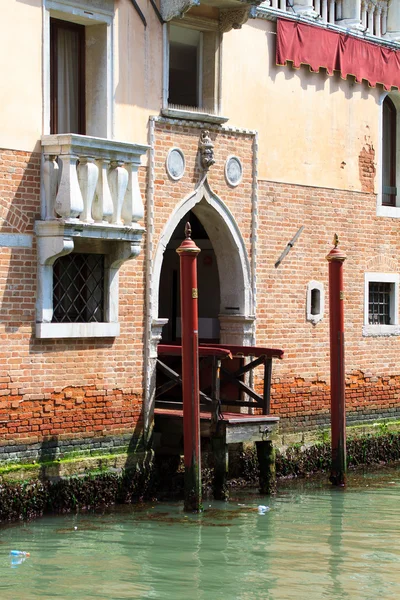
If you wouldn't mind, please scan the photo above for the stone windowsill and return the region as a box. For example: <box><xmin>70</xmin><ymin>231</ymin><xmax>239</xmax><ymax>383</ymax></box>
<box><xmin>362</xmin><ymin>324</ymin><xmax>400</xmax><ymax>337</ymax></box>
<box><xmin>376</xmin><ymin>204</ymin><xmax>400</xmax><ymax>219</ymax></box>
<box><xmin>36</xmin><ymin>322</ymin><xmax>120</xmax><ymax>339</ymax></box>
<box><xmin>161</xmin><ymin>108</ymin><xmax>229</xmax><ymax>125</ymax></box>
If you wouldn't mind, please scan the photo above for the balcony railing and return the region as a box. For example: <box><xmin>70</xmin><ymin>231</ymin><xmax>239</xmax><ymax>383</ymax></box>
<box><xmin>360</xmin><ymin>0</ymin><xmax>388</xmax><ymax>37</ymax></box>
<box><xmin>41</xmin><ymin>134</ymin><xmax>148</xmax><ymax>226</ymax></box>
<box><xmin>262</xmin><ymin>0</ymin><xmax>395</xmax><ymax>41</ymax></box>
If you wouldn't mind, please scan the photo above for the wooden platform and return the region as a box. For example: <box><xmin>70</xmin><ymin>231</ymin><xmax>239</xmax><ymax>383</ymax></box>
<box><xmin>154</xmin><ymin>408</ymin><xmax>279</xmax><ymax>444</ymax></box>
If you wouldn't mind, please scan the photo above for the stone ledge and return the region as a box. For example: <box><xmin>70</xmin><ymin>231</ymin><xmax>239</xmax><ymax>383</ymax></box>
<box><xmin>36</xmin><ymin>322</ymin><xmax>120</xmax><ymax>339</ymax></box>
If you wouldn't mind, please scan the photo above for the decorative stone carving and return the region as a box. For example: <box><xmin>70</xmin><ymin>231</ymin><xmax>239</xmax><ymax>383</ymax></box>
<box><xmin>160</xmin><ymin>0</ymin><xmax>199</xmax><ymax>21</ymax></box>
<box><xmin>219</xmin><ymin>6</ymin><xmax>257</xmax><ymax>33</ymax></box>
<box><xmin>199</xmin><ymin>130</ymin><xmax>215</xmax><ymax>171</ymax></box>
<box><xmin>225</xmin><ymin>156</ymin><xmax>243</xmax><ymax>187</ymax></box>
<box><xmin>150</xmin><ymin>318</ymin><xmax>169</xmax><ymax>358</ymax></box>
<box><xmin>166</xmin><ymin>147</ymin><xmax>185</xmax><ymax>180</ymax></box>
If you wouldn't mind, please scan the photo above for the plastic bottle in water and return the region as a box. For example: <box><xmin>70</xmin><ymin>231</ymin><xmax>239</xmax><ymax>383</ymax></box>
<box><xmin>10</xmin><ymin>551</ymin><xmax>30</xmax><ymax>557</ymax></box>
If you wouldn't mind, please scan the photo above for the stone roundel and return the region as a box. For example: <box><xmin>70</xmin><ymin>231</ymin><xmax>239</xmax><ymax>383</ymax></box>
<box><xmin>225</xmin><ymin>155</ymin><xmax>243</xmax><ymax>187</ymax></box>
<box><xmin>166</xmin><ymin>147</ymin><xmax>185</xmax><ymax>181</ymax></box>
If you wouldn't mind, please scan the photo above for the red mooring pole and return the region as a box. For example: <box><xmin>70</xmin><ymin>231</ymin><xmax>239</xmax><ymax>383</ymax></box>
<box><xmin>326</xmin><ymin>234</ymin><xmax>347</xmax><ymax>486</ymax></box>
<box><xmin>176</xmin><ymin>222</ymin><xmax>202</xmax><ymax>512</ymax></box>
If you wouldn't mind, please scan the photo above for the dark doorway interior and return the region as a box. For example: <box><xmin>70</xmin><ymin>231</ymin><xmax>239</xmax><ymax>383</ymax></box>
<box><xmin>158</xmin><ymin>211</ymin><xmax>221</xmax><ymax>343</ymax></box>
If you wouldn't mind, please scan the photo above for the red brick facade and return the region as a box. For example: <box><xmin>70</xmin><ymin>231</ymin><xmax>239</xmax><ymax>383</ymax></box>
<box><xmin>1</xmin><ymin>118</ymin><xmax>400</xmax><ymax>460</ymax></box>
<box><xmin>0</xmin><ymin>149</ymin><xmax>146</xmax><ymax>456</ymax></box>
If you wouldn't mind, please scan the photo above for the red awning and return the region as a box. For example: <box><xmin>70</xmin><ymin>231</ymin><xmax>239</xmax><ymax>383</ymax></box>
<box><xmin>276</xmin><ymin>19</ymin><xmax>400</xmax><ymax>91</ymax></box>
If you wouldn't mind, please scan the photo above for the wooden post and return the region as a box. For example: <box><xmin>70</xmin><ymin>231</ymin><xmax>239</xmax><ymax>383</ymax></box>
<box><xmin>326</xmin><ymin>234</ymin><xmax>347</xmax><ymax>486</ymax></box>
<box><xmin>212</xmin><ymin>433</ymin><xmax>229</xmax><ymax>500</ymax></box>
<box><xmin>256</xmin><ymin>440</ymin><xmax>276</xmax><ymax>495</ymax></box>
<box><xmin>176</xmin><ymin>222</ymin><xmax>202</xmax><ymax>511</ymax></box>
<box><xmin>263</xmin><ymin>358</ymin><xmax>272</xmax><ymax>414</ymax></box>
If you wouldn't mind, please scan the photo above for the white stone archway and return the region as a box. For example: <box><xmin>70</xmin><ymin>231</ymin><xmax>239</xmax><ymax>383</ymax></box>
<box><xmin>151</xmin><ymin>179</ymin><xmax>254</xmax><ymax>347</ymax></box>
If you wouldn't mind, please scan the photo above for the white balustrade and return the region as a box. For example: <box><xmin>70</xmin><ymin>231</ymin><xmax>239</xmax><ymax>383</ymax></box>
<box><xmin>41</xmin><ymin>134</ymin><xmax>148</xmax><ymax>226</ymax></box>
<box><xmin>360</xmin><ymin>0</ymin><xmax>389</xmax><ymax>37</ymax></box>
<box><xmin>270</xmin><ymin>0</ymin><xmax>391</xmax><ymax>39</ymax></box>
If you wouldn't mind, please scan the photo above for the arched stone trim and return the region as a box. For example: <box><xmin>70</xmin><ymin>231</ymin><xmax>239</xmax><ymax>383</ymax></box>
<box><xmin>366</xmin><ymin>254</ymin><xmax>399</xmax><ymax>273</ymax></box>
<box><xmin>151</xmin><ymin>179</ymin><xmax>254</xmax><ymax>330</ymax></box>
<box><xmin>0</xmin><ymin>203</ymin><xmax>30</xmax><ymax>234</ymax></box>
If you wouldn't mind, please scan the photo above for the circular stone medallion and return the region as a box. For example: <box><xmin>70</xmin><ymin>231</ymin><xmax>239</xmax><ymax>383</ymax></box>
<box><xmin>166</xmin><ymin>147</ymin><xmax>185</xmax><ymax>181</ymax></box>
<box><xmin>225</xmin><ymin>155</ymin><xmax>243</xmax><ymax>187</ymax></box>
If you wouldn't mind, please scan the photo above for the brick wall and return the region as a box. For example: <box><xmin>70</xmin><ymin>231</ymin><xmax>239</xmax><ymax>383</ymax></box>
<box><xmin>152</xmin><ymin>122</ymin><xmax>400</xmax><ymax>431</ymax></box>
<box><xmin>0</xmin><ymin>149</ymin><xmax>147</xmax><ymax>457</ymax></box>
<box><xmin>256</xmin><ymin>180</ymin><xmax>400</xmax><ymax>429</ymax></box>
<box><xmin>1</xmin><ymin>125</ymin><xmax>400</xmax><ymax>462</ymax></box>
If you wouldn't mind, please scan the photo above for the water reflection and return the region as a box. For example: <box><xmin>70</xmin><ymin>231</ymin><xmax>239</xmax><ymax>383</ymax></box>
<box><xmin>1</xmin><ymin>471</ymin><xmax>400</xmax><ymax>599</ymax></box>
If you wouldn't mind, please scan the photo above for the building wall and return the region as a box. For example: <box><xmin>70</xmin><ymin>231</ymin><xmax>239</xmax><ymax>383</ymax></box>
<box><xmin>256</xmin><ymin>178</ymin><xmax>400</xmax><ymax>429</ymax></box>
<box><xmin>0</xmin><ymin>148</ymin><xmax>147</xmax><ymax>456</ymax></box>
<box><xmin>1</xmin><ymin>1</ymin><xmax>399</xmax><ymax>465</ymax></box>
<box><xmin>222</xmin><ymin>19</ymin><xmax>381</xmax><ymax>191</ymax></box>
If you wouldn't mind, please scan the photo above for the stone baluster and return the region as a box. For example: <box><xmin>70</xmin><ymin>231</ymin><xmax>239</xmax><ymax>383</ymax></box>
<box><xmin>292</xmin><ymin>0</ymin><xmax>316</xmax><ymax>16</ymax></box>
<box><xmin>77</xmin><ymin>157</ymin><xmax>98</xmax><ymax>223</ymax></box>
<box><xmin>339</xmin><ymin>0</ymin><xmax>361</xmax><ymax>26</ymax></box>
<box><xmin>315</xmin><ymin>0</ymin><xmax>321</xmax><ymax>15</ymax></box>
<box><xmin>374</xmin><ymin>4</ymin><xmax>382</xmax><ymax>37</ymax></box>
<box><xmin>367</xmin><ymin>2</ymin><xmax>375</xmax><ymax>33</ymax></box>
<box><xmin>322</xmin><ymin>0</ymin><xmax>328</xmax><ymax>22</ymax></box>
<box><xmin>122</xmin><ymin>163</ymin><xmax>144</xmax><ymax>224</ymax></box>
<box><xmin>361</xmin><ymin>0</ymin><xmax>367</xmax><ymax>28</ymax></box>
<box><xmin>42</xmin><ymin>154</ymin><xmax>59</xmax><ymax>220</ymax></box>
<box><xmin>54</xmin><ymin>153</ymin><xmax>83</xmax><ymax>219</ymax></box>
<box><xmin>336</xmin><ymin>0</ymin><xmax>342</xmax><ymax>21</ymax></box>
<box><xmin>108</xmin><ymin>161</ymin><xmax>129</xmax><ymax>225</ymax></box>
<box><xmin>381</xmin><ymin>3</ymin><xmax>388</xmax><ymax>36</ymax></box>
<box><xmin>329</xmin><ymin>0</ymin><xmax>335</xmax><ymax>22</ymax></box>
<box><xmin>93</xmin><ymin>159</ymin><xmax>113</xmax><ymax>223</ymax></box>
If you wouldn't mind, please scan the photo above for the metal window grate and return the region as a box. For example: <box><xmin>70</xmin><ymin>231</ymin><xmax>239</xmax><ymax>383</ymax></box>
<box><xmin>53</xmin><ymin>253</ymin><xmax>105</xmax><ymax>323</ymax></box>
<box><xmin>368</xmin><ymin>282</ymin><xmax>391</xmax><ymax>325</ymax></box>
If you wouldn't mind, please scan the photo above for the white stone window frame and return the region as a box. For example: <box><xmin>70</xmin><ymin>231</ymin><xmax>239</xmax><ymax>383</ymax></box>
<box><xmin>306</xmin><ymin>280</ymin><xmax>324</xmax><ymax>325</ymax></box>
<box><xmin>363</xmin><ymin>272</ymin><xmax>400</xmax><ymax>337</ymax></box>
<box><xmin>35</xmin><ymin>220</ymin><xmax>143</xmax><ymax>339</ymax></box>
<box><xmin>376</xmin><ymin>91</ymin><xmax>400</xmax><ymax>218</ymax></box>
<box><xmin>43</xmin><ymin>0</ymin><xmax>114</xmax><ymax>139</ymax></box>
<box><xmin>161</xmin><ymin>16</ymin><xmax>226</xmax><ymax>124</ymax></box>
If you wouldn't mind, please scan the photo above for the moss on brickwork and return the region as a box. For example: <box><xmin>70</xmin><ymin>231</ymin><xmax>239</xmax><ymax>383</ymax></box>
<box><xmin>0</xmin><ymin>452</ymin><xmax>156</xmax><ymax>524</ymax></box>
<box><xmin>2</xmin><ymin>424</ymin><xmax>400</xmax><ymax>524</ymax></box>
<box><xmin>237</xmin><ymin>428</ymin><xmax>400</xmax><ymax>483</ymax></box>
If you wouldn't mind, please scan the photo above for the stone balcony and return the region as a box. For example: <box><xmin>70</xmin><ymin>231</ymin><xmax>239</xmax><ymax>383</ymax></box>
<box><xmin>35</xmin><ymin>135</ymin><xmax>149</xmax><ymax>338</ymax></box>
<box><xmin>260</xmin><ymin>0</ymin><xmax>400</xmax><ymax>42</ymax></box>
<box><xmin>160</xmin><ymin>0</ymin><xmax>261</xmax><ymax>27</ymax></box>
<box><xmin>40</xmin><ymin>134</ymin><xmax>148</xmax><ymax>232</ymax></box>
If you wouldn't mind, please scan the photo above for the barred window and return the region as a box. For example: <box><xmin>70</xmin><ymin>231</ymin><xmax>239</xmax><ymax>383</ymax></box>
<box><xmin>53</xmin><ymin>253</ymin><xmax>105</xmax><ymax>323</ymax></box>
<box><xmin>368</xmin><ymin>282</ymin><xmax>392</xmax><ymax>325</ymax></box>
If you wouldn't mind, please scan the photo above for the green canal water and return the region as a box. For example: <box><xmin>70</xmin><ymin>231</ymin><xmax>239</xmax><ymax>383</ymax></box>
<box><xmin>1</xmin><ymin>469</ymin><xmax>400</xmax><ymax>600</ymax></box>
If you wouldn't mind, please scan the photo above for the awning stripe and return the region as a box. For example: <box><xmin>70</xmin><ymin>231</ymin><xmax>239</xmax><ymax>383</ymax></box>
<box><xmin>276</xmin><ymin>19</ymin><xmax>400</xmax><ymax>91</ymax></box>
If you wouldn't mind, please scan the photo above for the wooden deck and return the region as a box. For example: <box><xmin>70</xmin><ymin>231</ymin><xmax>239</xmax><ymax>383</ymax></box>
<box><xmin>154</xmin><ymin>408</ymin><xmax>279</xmax><ymax>444</ymax></box>
<box><xmin>154</xmin><ymin>343</ymin><xmax>283</xmax><ymax>497</ymax></box>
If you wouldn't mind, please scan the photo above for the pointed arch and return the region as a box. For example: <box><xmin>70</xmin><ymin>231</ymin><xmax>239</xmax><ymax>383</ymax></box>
<box><xmin>151</xmin><ymin>179</ymin><xmax>253</xmax><ymax>324</ymax></box>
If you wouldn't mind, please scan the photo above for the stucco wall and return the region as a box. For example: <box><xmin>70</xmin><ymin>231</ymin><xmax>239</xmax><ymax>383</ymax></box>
<box><xmin>222</xmin><ymin>19</ymin><xmax>381</xmax><ymax>192</ymax></box>
<box><xmin>0</xmin><ymin>0</ymin><xmax>43</xmax><ymax>152</ymax></box>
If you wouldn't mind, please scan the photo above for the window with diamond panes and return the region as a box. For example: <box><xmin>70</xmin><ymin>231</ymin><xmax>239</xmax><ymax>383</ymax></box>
<box><xmin>53</xmin><ymin>253</ymin><xmax>105</xmax><ymax>323</ymax></box>
<box><xmin>368</xmin><ymin>282</ymin><xmax>392</xmax><ymax>325</ymax></box>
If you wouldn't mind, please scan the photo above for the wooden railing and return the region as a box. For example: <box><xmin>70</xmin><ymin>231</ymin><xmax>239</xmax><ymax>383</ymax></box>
<box><xmin>156</xmin><ymin>343</ymin><xmax>284</xmax><ymax>423</ymax></box>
